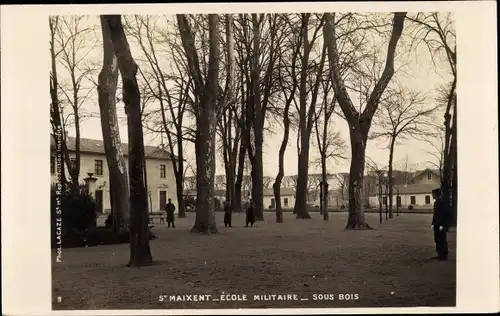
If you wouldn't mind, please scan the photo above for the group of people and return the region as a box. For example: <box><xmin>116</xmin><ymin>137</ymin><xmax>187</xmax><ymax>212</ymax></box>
<box><xmin>163</xmin><ymin>199</ymin><xmax>256</xmax><ymax>228</ymax></box>
<box><xmin>223</xmin><ymin>200</ymin><xmax>256</xmax><ymax>228</ymax></box>
<box><xmin>163</xmin><ymin>189</ymin><xmax>451</xmax><ymax>261</ymax></box>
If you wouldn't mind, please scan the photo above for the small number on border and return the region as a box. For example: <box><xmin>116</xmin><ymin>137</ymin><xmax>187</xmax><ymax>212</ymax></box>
<box><xmin>57</xmin><ymin>296</ymin><xmax>62</xmax><ymax>302</ymax></box>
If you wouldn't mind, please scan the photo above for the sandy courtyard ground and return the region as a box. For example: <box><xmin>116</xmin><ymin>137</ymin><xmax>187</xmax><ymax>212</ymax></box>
<box><xmin>52</xmin><ymin>212</ymin><xmax>456</xmax><ymax>310</ymax></box>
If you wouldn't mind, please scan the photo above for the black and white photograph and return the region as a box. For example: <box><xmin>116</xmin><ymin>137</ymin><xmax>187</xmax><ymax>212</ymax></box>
<box><xmin>1</xmin><ymin>2</ymin><xmax>499</xmax><ymax>315</ymax></box>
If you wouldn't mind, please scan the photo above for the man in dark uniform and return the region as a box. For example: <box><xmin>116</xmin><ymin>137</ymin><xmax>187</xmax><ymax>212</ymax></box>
<box><xmin>223</xmin><ymin>201</ymin><xmax>232</xmax><ymax>227</ymax></box>
<box><xmin>165</xmin><ymin>198</ymin><xmax>176</xmax><ymax>228</ymax></box>
<box><xmin>245</xmin><ymin>200</ymin><xmax>255</xmax><ymax>227</ymax></box>
<box><xmin>431</xmin><ymin>188</ymin><xmax>450</xmax><ymax>261</ymax></box>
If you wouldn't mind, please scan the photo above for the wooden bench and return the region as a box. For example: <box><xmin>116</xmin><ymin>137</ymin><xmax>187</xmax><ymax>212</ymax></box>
<box><xmin>148</xmin><ymin>213</ymin><xmax>166</xmax><ymax>224</ymax></box>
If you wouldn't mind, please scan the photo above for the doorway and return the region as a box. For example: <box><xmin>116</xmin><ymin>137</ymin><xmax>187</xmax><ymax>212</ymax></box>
<box><xmin>95</xmin><ymin>190</ymin><xmax>103</xmax><ymax>214</ymax></box>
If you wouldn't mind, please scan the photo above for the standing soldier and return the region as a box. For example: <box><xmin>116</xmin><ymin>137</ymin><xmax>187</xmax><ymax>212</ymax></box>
<box><xmin>165</xmin><ymin>198</ymin><xmax>176</xmax><ymax>228</ymax></box>
<box><xmin>431</xmin><ymin>188</ymin><xmax>450</xmax><ymax>261</ymax></box>
<box><xmin>223</xmin><ymin>201</ymin><xmax>232</xmax><ymax>227</ymax></box>
<box><xmin>245</xmin><ymin>200</ymin><xmax>255</xmax><ymax>227</ymax></box>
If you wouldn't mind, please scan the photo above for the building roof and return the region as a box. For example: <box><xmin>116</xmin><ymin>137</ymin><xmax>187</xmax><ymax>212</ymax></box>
<box><xmin>50</xmin><ymin>135</ymin><xmax>177</xmax><ymax>161</ymax></box>
<box><xmin>412</xmin><ymin>168</ymin><xmax>440</xmax><ymax>181</ymax></box>
<box><xmin>393</xmin><ymin>183</ymin><xmax>440</xmax><ymax>195</ymax></box>
<box><xmin>184</xmin><ymin>187</ymin><xmax>296</xmax><ymax>197</ymax></box>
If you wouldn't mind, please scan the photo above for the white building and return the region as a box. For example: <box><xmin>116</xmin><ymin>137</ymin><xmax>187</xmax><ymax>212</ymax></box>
<box><xmin>50</xmin><ymin>136</ymin><xmax>179</xmax><ymax>214</ymax></box>
<box><xmin>368</xmin><ymin>168</ymin><xmax>441</xmax><ymax>209</ymax></box>
<box><xmin>184</xmin><ymin>187</ymin><xmax>296</xmax><ymax>210</ymax></box>
<box><xmin>265</xmin><ymin>188</ymin><xmax>296</xmax><ymax>209</ymax></box>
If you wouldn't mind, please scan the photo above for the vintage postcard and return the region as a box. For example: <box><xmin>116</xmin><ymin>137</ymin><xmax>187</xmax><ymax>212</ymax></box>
<box><xmin>1</xmin><ymin>1</ymin><xmax>498</xmax><ymax>315</ymax></box>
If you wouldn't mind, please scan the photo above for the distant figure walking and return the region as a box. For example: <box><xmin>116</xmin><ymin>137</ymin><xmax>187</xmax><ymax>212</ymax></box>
<box><xmin>165</xmin><ymin>198</ymin><xmax>176</xmax><ymax>228</ymax></box>
<box><xmin>245</xmin><ymin>200</ymin><xmax>255</xmax><ymax>227</ymax></box>
<box><xmin>223</xmin><ymin>201</ymin><xmax>232</xmax><ymax>227</ymax></box>
<box><xmin>431</xmin><ymin>188</ymin><xmax>450</xmax><ymax>261</ymax></box>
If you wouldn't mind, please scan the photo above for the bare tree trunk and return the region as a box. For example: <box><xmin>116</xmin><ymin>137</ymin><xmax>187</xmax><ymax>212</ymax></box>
<box><xmin>442</xmin><ymin>78</ymin><xmax>456</xmax><ymax>222</ymax></box>
<box><xmin>322</xmin><ymin>166</ymin><xmax>329</xmax><ymax>221</ymax></box>
<box><xmin>235</xmin><ymin>135</ymin><xmax>245</xmax><ymax>212</ymax></box>
<box><xmin>387</xmin><ymin>137</ymin><xmax>395</xmax><ymax>219</ymax></box>
<box><xmin>273</xmin><ymin>107</ymin><xmax>290</xmax><ymax>223</ymax></box>
<box><xmin>450</xmin><ymin>99</ymin><xmax>457</xmax><ymax>227</ymax></box>
<box><xmin>224</xmin><ymin>14</ymin><xmax>238</xmax><ymax>212</ymax></box>
<box><xmin>97</xmin><ymin>17</ymin><xmax>130</xmax><ymax>233</ymax></box>
<box><xmin>250</xmin><ymin>14</ymin><xmax>264</xmax><ymax>222</ymax></box>
<box><xmin>143</xmin><ymin>161</ymin><xmax>149</xmax><ymax>213</ymax></box>
<box><xmin>378</xmin><ymin>177</ymin><xmax>383</xmax><ymax>224</ymax></box>
<box><xmin>105</xmin><ymin>15</ymin><xmax>152</xmax><ymax>266</ymax></box>
<box><xmin>177</xmin><ymin>14</ymin><xmax>220</xmax><ymax>233</ymax></box>
<box><xmin>295</xmin><ymin>140</ymin><xmax>312</xmax><ymax>219</ymax></box>
<box><xmin>345</xmin><ymin>131</ymin><xmax>371</xmax><ymax>229</ymax></box>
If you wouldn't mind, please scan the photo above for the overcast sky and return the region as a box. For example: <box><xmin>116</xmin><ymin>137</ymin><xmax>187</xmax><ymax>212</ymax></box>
<box><xmin>60</xmin><ymin>13</ymin><xmax>453</xmax><ymax>177</ymax></box>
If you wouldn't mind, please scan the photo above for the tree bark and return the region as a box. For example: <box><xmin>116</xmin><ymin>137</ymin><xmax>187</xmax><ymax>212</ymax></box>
<box><xmin>345</xmin><ymin>129</ymin><xmax>371</xmax><ymax>229</ymax></box>
<box><xmin>250</xmin><ymin>14</ymin><xmax>265</xmax><ymax>222</ymax></box>
<box><xmin>105</xmin><ymin>15</ymin><xmax>152</xmax><ymax>266</ymax></box>
<box><xmin>177</xmin><ymin>14</ymin><xmax>220</xmax><ymax>233</ymax></box>
<box><xmin>97</xmin><ymin>17</ymin><xmax>130</xmax><ymax>233</ymax></box>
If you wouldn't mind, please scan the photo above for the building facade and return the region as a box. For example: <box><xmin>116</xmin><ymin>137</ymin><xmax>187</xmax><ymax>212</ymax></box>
<box><xmin>50</xmin><ymin>136</ymin><xmax>179</xmax><ymax>214</ymax></box>
<box><xmin>368</xmin><ymin>168</ymin><xmax>441</xmax><ymax>209</ymax></box>
<box><xmin>265</xmin><ymin>188</ymin><xmax>296</xmax><ymax>209</ymax></box>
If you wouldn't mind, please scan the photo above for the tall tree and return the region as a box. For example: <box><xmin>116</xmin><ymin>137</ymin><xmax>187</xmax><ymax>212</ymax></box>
<box><xmin>407</xmin><ymin>12</ymin><xmax>456</xmax><ymax>225</ymax></box>
<box><xmin>323</xmin><ymin>12</ymin><xmax>407</xmax><ymax>229</ymax></box>
<box><xmin>177</xmin><ymin>14</ymin><xmax>220</xmax><ymax>233</ymax></box>
<box><xmin>293</xmin><ymin>14</ymin><xmax>328</xmax><ymax>219</ymax></box>
<box><xmin>97</xmin><ymin>17</ymin><xmax>130</xmax><ymax>233</ymax></box>
<box><xmin>53</xmin><ymin>16</ymin><xmax>99</xmax><ymax>185</ymax></box>
<box><xmin>217</xmin><ymin>14</ymin><xmax>240</xmax><ymax>212</ymax></box>
<box><xmin>371</xmin><ymin>85</ymin><xmax>438</xmax><ymax>218</ymax></box>
<box><xmin>126</xmin><ymin>15</ymin><xmax>192</xmax><ymax>218</ymax></box>
<box><xmin>105</xmin><ymin>15</ymin><xmax>153</xmax><ymax>266</ymax></box>
<box><xmin>249</xmin><ymin>13</ymin><xmax>265</xmax><ymax>221</ymax></box>
<box><xmin>272</xmin><ymin>14</ymin><xmax>302</xmax><ymax>223</ymax></box>
<box><xmin>49</xmin><ymin>16</ymin><xmax>67</xmax><ymax>190</ymax></box>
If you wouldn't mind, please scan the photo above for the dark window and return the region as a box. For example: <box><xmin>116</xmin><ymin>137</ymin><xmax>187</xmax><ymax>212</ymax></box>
<box><xmin>284</xmin><ymin>198</ymin><xmax>289</xmax><ymax>207</ymax></box>
<box><xmin>383</xmin><ymin>196</ymin><xmax>387</xmax><ymax>205</ymax></box>
<box><xmin>425</xmin><ymin>195</ymin><xmax>431</xmax><ymax>204</ymax></box>
<box><xmin>396</xmin><ymin>196</ymin><xmax>402</xmax><ymax>207</ymax></box>
<box><xmin>70</xmin><ymin>158</ymin><xmax>77</xmax><ymax>170</ymax></box>
<box><xmin>160</xmin><ymin>164</ymin><xmax>166</xmax><ymax>178</ymax></box>
<box><xmin>410</xmin><ymin>196</ymin><xmax>416</xmax><ymax>205</ymax></box>
<box><xmin>95</xmin><ymin>160</ymin><xmax>103</xmax><ymax>176</ymax></box>
<box><xmin>427</xmin><ymin>172</ymin><xmax>432</xmax><ymax>180</ymax></box>
<box><xmin>50</xmin><ymin>155</ymin><xmax>55</xmax><ymax>174</ymax></box>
